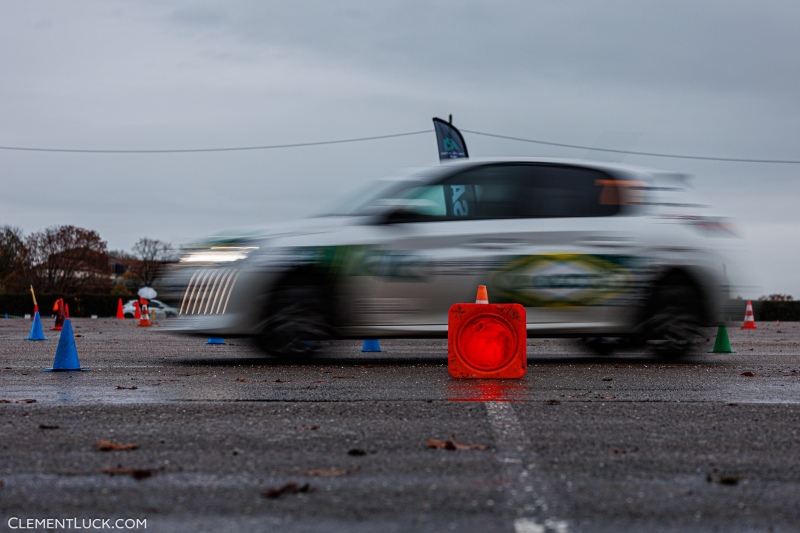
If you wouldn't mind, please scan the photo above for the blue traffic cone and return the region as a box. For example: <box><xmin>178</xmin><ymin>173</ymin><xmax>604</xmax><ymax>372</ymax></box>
<box><xmin>361</xmin><ymin>338</ymin><xmax>382</xmax><ymax>352</ymax></box>
<box><xmin>206</xmin><ymin>337</ymin><xmax>226</xmax><ymax>345</ymax></box>
<box><xmin>27</xmin><ymin>311</ymin><xmax>47</xmax><ymax>341</ymax></box>
<box><xmin>44</xmin><ymin>319</ymin><xmax>86</xmax><ymax>372</ymax></box>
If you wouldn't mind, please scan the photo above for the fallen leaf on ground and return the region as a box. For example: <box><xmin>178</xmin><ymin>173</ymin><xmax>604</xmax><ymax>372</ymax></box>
<box><xmin>101</xmin><ymin>467</ymin><xmax>153</xmax><ymax>480</ymax></box>
<box><xmin>95</xmin><ymin>440</ymin><xmax>139</xmax><ymax>451</ymax></box>
<box><xmin>39</xmin><ymin>424</ymin><xmax>60</xmax><ymax>430</ymax></box>
<box><xmin>274</xmin><ymin>379</ymin><xmax>291</xmax><ymax>383</ymax></box>
<box><xmin>116</xmin><ymin>386</ymin><xmax>138</xmax><ymax>390</ymax></box>
<box><xmin>331</xmin><ymin>375</ymin><xmax>355</xmax><ymax>379</ymax></box>
<box><xmin>236</xmin><ymin>377</ymin><xmax>254</xmax><ymax>382</ymax></box>
<box><xmin>741</xmin><ymin>372</ymin><xmax>757</xmax><ymax>377</ymax></box>
<box><xmin>261</xmin><ymin>482</ymin><xmax>314</xmax><ymax>499</ymax></box>
<box><xmin>610</xmin><ymin>447</ymin><xmax>639</xmax><ymax>454</ymax></box>
<box><xmin>426</xmin><ymin>437</ymin><xmax>489</xmax><ymax>451</ymax></box>
<box><xmin>544</xmin><ymin>400</ymin><xmax>561</xmax><ymax>405</ymax></box>
<box><xmin>293</xmin><ymin>466</ymin><xmax>360</xmax><ymax>477</ymax></box>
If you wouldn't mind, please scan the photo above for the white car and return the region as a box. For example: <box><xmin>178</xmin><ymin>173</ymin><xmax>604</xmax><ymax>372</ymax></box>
<box><xmin>122</xmin><ymin>299</ymin><xmax>178</xmax><ymax>319</ymax></box>
<box><xmin>159</xmin><ymin>158</ymin><xmax>746</xmax><ymax>358</ymax></box>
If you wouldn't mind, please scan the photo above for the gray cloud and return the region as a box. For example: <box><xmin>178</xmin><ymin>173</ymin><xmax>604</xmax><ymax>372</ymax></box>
<box><xmin>1</xmin><ymin>0</ymin><xmax>799</xmax><ymax>296</ymax></box>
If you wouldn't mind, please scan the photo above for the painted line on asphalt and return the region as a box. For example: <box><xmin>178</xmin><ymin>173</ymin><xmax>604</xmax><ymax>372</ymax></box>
<box><xmin>485</xmin><ymin>401</ymin><xmax>570</xmax><ymax>533</ymax></box>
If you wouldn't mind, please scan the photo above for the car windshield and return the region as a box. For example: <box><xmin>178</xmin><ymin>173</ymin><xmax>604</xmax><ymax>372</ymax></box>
<box><xmin>317</xmin><ymin>178</ymin><xmax>424</xmax><ymax>217</ymax></box>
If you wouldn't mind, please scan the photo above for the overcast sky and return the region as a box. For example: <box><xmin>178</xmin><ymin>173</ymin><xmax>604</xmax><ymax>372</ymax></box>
<box><xmin>2</xmin><ymin>1</ymin><xmax>799</xmax><ymax>297</ymax></box>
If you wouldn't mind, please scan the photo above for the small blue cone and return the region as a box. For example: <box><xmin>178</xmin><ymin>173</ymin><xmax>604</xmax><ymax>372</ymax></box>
<box><xmin>361</xmin><ymin>338</ymin><xmax>382</xmax><ymax>352</ymax></box>
<box><xmin>44</xmin><ymin>319</ymin><xmax>86</xmax><ymax>372</ymax></box>
<box><xmin>27</xmin><ymin>311</ymin><xmax>47</xmax><ymax>341</ymax></box>
<box><xmin>206</xmin><ymin>337</ymin><xmax>226</xmax><ymax>345</ymax></box>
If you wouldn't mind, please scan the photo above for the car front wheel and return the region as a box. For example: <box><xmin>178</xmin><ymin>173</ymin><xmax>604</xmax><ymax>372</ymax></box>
<box><xmin>252</xmin><ymin>284</ymin><xmax>333</xmax><ymax>358</ymax></box>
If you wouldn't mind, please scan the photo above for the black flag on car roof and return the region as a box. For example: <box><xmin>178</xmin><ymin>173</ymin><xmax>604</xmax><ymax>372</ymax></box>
<box><xmin>433</xmin><ymin>117</ymin><xmax>469</xmax><ymax>161</ymax></box>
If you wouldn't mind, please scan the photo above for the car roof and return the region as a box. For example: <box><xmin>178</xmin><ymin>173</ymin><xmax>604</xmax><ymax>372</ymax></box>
<box><xmin>396</xmin><ymin>157</ymin><xmax>691</xmax><ymax>187</ymax></box>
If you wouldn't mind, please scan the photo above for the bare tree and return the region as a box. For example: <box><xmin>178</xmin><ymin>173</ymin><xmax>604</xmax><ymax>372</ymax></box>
<box><xmin>132</xmin><ymin>237</ymin><xmax>173</xmax><ymax>286</ymax></box>
<box><xmin>0</xmin><ymin>225</ymin><xmax>26</xmax><ymax>292</ymax></box>
<box><xmin>759</xmin><ymin>294</ymin><xmax>794</xmax><ymax>302</ymax></box>
<box><xmin>25</xmin><ymin>225</ymin><xmax>110</xmax><ymax>294</ymax></box>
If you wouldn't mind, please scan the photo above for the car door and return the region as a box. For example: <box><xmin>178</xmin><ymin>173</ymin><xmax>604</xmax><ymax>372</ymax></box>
<box><xmin>355</xmin><ymin>163</ymin><xmax>644</xmax><ymax>335</ymax></box>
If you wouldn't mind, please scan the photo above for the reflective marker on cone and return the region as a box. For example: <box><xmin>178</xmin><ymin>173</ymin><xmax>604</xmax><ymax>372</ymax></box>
<box><xmin>741</xmin><ymin>300</ymin><xmax>757</xmax><ymax>330</ymax></box>
<box><xmin>448</xmin><ymin>286</ymin><xmax>527</xmax><ymax>379</ymax></box>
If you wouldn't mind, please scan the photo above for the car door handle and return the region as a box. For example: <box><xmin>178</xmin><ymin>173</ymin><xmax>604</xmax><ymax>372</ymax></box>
<box><xmin>577</xmin><ymin>236</ymin><xmax>631</xmax><ymax>248</ymax></box>
<box><xmin>464</xmin><ymin>240</ymin><xmax>527</xmax><ymax>250</ymax></box>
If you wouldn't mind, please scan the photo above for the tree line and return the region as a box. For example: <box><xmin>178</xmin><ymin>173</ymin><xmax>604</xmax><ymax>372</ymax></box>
<box><xmin>0</xmin><ymin>224</ymin><xmax>173</xmax><ymax>296</ymax></box>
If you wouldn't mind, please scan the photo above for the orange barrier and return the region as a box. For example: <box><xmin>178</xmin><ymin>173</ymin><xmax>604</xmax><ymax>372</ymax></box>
<box><xmin>448</xmin><ymin>286</ymin><xmax>526</xmax><ymax>379</ymax></box>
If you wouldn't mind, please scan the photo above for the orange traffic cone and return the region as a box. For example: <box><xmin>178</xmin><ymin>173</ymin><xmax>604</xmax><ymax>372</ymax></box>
<box><xmin>138</xmin><ymin>300</ymin><xmax>151</xmax><ymax>327</ymax></box>
<box><xmin>134</xmin><ymin>301</ymin><xmax>141</xmax><ymax>319</ymax></box>
<box><xmin>116</xmin><ymin>298</ymin><xmax>125</xmax><ymax>320</ymax></box>
<box><xmin>741</xmin><ymin>300</ymin><xmax>757</xmax><ymax>330</ymax></box>
<box><xmin>52</xmin><ymin>298</ymin><xmax>65</xmax><ymax>331</ymax></box>
<box><xmin>475</xmin><ymin>285</ymin><xmax>489</xmax><ymax>304</ymax></box>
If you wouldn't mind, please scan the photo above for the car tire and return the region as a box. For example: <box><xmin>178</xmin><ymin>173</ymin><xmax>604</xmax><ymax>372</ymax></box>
<box><xmin>644</xmin><ymin>279</ymin><xmax>705</xmax><ymax>359</ymax></box>
<box><xmin>252</xmin><ymin>284</ymin><xmax>333</xmax><ymax>358</ymax></box>
<box><xmin>124</xmin><ymin>313</ymin><xmax>134</xmax><ymax>319</ymax></box>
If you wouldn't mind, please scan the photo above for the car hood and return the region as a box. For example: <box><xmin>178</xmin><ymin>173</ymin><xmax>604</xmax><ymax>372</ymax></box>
<box><xmin>185</xmin><ymin>216</ymin><xmax>362</xmax><ymax>248</ymax></box>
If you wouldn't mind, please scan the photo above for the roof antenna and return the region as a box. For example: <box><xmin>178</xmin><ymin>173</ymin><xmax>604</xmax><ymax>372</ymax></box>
<box><xmin>449</xmin><ymin>114</ymin><xmax>453</xmax><ymax>125</ymax></box>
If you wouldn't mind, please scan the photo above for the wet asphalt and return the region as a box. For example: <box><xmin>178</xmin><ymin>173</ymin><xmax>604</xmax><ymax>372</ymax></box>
<box><xmin>1</xmin><ymin>317</ymin><xmax>799</xmax><ymax>532</ymax></box>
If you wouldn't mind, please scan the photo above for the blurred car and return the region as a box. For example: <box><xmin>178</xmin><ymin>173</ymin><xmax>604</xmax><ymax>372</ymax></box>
<box><xmin>158</xmin><ymin>157</ymin><xmax>746</xmax><ymax>358</ymax></box>
<box><xmin>122</xmin><ymin>299</ymin><xmax>178</xmax><ymax>319</ymax></box>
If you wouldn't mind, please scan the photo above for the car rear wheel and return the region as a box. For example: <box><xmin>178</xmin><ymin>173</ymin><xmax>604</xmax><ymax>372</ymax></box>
<box><xmin>644</xmin><ymin>280</ymin><xmax>705</xmax><ymax>359</ymax></box>
<box><xmin>579</xmin><ymin>336</ymin><xmax>625</xmax><ymax>356</ymax></box>
<box><xmin>252</xmin><ymin>284</ymin><xmax>333</xmax><ymax>358</ymax></box>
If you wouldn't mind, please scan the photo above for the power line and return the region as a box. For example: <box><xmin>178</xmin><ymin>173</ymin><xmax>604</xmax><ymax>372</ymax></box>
<box><xmin>0</xmin><ymin>130</ymin><xmax>431</xmax><ymax>154</ymax></box>
<box><xmin>1</xmin><ymin>126</ymin><xmax>799</xmax><ymax>164</ymax></box>
<box><xmin>461</xmin><ymin>129</ymin><xmax>800</xmax><ymax>164</ymax></box>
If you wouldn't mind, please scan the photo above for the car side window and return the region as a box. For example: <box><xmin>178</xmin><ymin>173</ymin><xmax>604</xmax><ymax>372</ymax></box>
<box><xmin>393</xmin><ymin>164</ymin><xmax>620</xmax><ymax>221</ymax></box>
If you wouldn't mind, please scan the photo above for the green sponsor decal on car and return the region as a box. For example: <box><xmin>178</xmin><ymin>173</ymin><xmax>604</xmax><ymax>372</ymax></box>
<box><xmin>492</xmin><ymin>254</ymin><xmax>636</xmax><ymax>307</ymax></box>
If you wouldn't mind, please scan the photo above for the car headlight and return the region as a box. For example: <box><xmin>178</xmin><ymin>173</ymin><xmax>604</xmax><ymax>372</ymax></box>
<box><xmin>179</xmin><ymin>246</ymin><xmax>259</xmax><ymax>264</ymax></box>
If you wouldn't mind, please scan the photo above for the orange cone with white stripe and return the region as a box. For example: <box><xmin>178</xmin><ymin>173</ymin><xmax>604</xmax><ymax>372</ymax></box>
<box><xmin>138</xmin><ymin>299</ymin><xmax>152</xmax><ymax>327</ymax></box>
<box><xmin>741</xmin><ymin>300</ymin><xmax>757</xmax><ymax>330</ymax></box>
<box><xmin>475</xmin><ymin>285</ymin><xmax>489</xmax><ymax>304</ymax></box>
